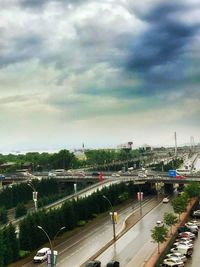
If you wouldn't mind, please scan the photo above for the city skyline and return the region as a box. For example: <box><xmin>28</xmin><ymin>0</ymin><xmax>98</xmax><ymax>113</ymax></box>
<box><xmin>0</xmin><ymin>0</ymin><xmax>200</xmax><ymax>153</ymax></box>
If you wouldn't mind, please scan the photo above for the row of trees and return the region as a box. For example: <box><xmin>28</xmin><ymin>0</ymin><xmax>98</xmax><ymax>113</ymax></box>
<box><xmin>0</xmin><ymin>148</ymin><xmax>152</xmax><ymax>173</ymax></box>
<box><xmin>0</xmin><ymin>178</ymin><xmax>79</xmax><ymax>225</ymax></box>
<box><xmin>0</xmin><ymin>224</ymin><xmax>19</xmax><ymax>266</ymax></box>
<box><xmin>0</xmin><ymin>179</ymin><xmax>61</xmax><ymax>210</ymax></box>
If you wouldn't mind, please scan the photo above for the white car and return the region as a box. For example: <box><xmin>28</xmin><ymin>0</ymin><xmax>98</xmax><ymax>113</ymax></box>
<box><xmin>33</xmin><ymin>247</ymin><xmax>50</xmax><ymax>263</ymax></box>
<box><xmin>163</xmin><ymin>258</ymin><xmax>184</xmax><ymax>267</ymax></box>
<box><xmin>166</xmin><ymin>252</ymin><xmax>187</xmax><ymax>263</ymax></box>
<box><xmin>48</xmin><ymin>172</ymin><xmax>57</xmax><ymax>177</ymax></box>
<box><xmin>163</xmin><ymin>197</ymin><xmax>169</xmax><ymax>203</ymax></box>
<box><xmin>156</xmin><ymin>220</ymin><xmax>164</xmax><ymax>227</ymax></box>
<box><xmin>170</xmin><ymin>245</ymin><xmax>193</xmax><ymax>257</ymax></box>
<box><xmin>190</xmin><ymin>220</ymin><xmax>200</xmax><ymax>227</ymax></box>
<box><xmin>173</xmin><ymin>240</ymin><xmax>194</xmax><ymax>248</ymax></box>
<box><xmin>175</xmin><ymin>237</ymin><xmax>194</xmax><ymax>243</ymax></box>
<box><xmin>193</xmin><ymin>209</ymin><xmax>200</xmax><ymax>217</ymax></box>
<box><xmin>185</xmin><ymin>222</ymin><xmax>198</xmax><ymax>231</ymax></box>
<box><xmin>111</xmin><ymin>173</ymin><xmax>120</xmax><ymax>177</ymax></box>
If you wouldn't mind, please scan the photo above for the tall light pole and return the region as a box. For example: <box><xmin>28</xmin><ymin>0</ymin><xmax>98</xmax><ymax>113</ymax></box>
<box><xmin>37</xmin><ymin>226</ymin><xmax>65</xmax><ymax>267</ymax></box>
<box><xmin>28</xmin><ymin>181</ymin><xmax>38</xmax><ymax>212</ymax></box>
<box><xmin>103</xmin><ymin>195</ymin><xmax>116</xmax><ymax>241</ymax></box>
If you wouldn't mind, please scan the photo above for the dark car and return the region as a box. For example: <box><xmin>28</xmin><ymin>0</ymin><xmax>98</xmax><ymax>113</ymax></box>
<box><xmin>92</xmin><ymin>172</ymin><xmax>100</xmax><ymax>176</ymax></box>
<box><xmin>85</xmin><ymin>260</ymin><xmax>101</xmax><ymax>267</ymax></box>
<box><xmin>106</xmin><ymin>261</ymin><xmax>120</xmax><ymax>267</ymax></box>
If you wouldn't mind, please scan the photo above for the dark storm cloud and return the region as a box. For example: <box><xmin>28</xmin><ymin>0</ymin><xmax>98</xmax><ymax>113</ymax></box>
<box><xmin>0</xmin><ymin>35</ymin><xmax>44</xmax><ymax>68</ymax></box>
<box><xmin>124</xmin><ymin>2</ymin><xmax>200</xmax><ymax>88</ymax></box>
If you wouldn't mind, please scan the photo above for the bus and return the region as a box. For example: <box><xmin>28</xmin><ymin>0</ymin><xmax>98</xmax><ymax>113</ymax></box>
<box><xmin>176</xmin><ymin>169</ymin><xmax>191</xmax><ymax>175</ymax></box>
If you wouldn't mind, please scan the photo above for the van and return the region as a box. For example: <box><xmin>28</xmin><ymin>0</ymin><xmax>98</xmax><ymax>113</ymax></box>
<box><xmin>33</xmin><ymin>247</ymin><xmax>50</xmax><ymax>263</ymax></box>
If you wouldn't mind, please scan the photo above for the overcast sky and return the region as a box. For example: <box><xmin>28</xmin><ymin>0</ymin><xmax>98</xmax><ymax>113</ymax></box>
<box><xmin>0</xmin><ymin>0</ymin><xmax>200</xmax><ymax>153</ymax></box>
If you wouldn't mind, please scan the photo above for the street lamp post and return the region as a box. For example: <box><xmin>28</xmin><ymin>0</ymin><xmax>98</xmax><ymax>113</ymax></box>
<box><xmin>28</xmin><ymin>181</ymin><xmax>38</xmax><ymax>212</ymax></box>
<box><xmin>37</xmin><ymin>226</ymin><xmax>66</xmax><ymax>267</ymax></box>
<box><xmin>103</xmin><ymin>195</ymin><xmax>116</xmax><ymax>241</ymax></box>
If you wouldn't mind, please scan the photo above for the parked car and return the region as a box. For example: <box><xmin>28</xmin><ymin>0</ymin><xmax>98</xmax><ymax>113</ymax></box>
<box><xmin>33</xmin><ymin>247</ymin><xmax>50</xmax><ymax>263</ymax></box>
<box><xmin>170</xmin><ymin>245</ymin><xmax>193</xmax><ymax>257</ymax></box>
<box><xmin>185</xmin><ymin>222</ymin><xmax>198</xmax><ymax>232</ymax></box>
<box><xmin>163</xmin><ymin>258</ymin><xmax>184</xmax><ymax>266</ymax></box>
<box><xmin>175</xmin><ymin>237</ymin><xmax>194</xmax><ymax>243</ymax></box>
<box><xmin>163</xmin><ymin>197</ymin><xmax>169</xmax><ymax>203</ymax></box>
<box><xmin>178</xmin><ymin>231</ymin><xmax>196</xmax><ymax>240</ymax></box>
<box><xmin>85</xmin><ymin>260</ymin><xmax>101</xmax><ymax>267</ymax></box>
<box><xmin>193</xmin><ymin>210</ymin><xmax>200</xmax><ymax>217</ymax></box>
<box><xmin>160</xmin><ymin>263</ymin><xmax>184</xmax><ymax>267</ymax></box>
<box><xmin>190</xmin><ymin>220</ymin><xmax>200</xmax><ymax>227</ymax></box>
<box><xmin>165</xmin><ymin>253</ymin><xmax>187</xmax><ymax>263</ymax></box>
<box><xmin>173</xmin><ymin>240</ymin><xmax>193</xmax><ymax>248</ymax></box>
<box><xmin>106</xmin><ymin>261</ymin><xmax>120</xmax><ymax>267</ymax></box>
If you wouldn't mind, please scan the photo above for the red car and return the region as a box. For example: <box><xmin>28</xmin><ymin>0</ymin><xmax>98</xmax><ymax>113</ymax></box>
<box><xmin>176</xmin><ymin>175</ymin><xmax>185</xmax><ymax>179</ymax></box>
<box><xmin>178</xmin><ymin>232</ymin><xmax>196</xmax><ymax>240</ymax></box>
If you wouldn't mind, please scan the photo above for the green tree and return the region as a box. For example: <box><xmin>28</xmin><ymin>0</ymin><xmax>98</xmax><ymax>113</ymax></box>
<box><xmin>163</xmin><ymin>212</ymin><xmax>178</xmax><ymax>235</ymax></box>
<box><xmin>171</xmin><ymin>194</ymin><xmax>188</xmax><ymax>221</ymax></box>
<box><xmin>151</xmin><ymin>225</ymin><xmax>168</xmax><ymax>253</ymax></box>
<box><xmin>15</xmin><ymin>203</ymin><xmax>27</xmax><ymax>218</ymax></box>
<box><xmin>0</xmin><ymin>207</ymin><xmax>8</xmax><ymax>225</ymax></box>
<box><xmin>184</xmin><ymin>182</ymin><xmax>200</xmax><ymax>199</ymax></box>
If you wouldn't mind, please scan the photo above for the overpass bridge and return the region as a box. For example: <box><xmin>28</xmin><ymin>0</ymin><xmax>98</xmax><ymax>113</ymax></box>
<box><xmin>2</xmin><ymin>172</ymin><xmax>200</xmax><ymax>185</ymax></box>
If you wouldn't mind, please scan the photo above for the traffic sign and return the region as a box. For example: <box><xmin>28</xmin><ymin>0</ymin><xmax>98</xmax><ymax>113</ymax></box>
<box><xmin>168</xmin><ymin>170</ymin><xmax>176</xmax><ymax>177</ymax></box>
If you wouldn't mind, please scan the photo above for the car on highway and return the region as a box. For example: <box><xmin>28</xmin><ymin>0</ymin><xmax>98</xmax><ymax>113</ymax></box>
<box><xmin>138</xmin><ymin>172</ymin><xmax>147</xmax><ymax>178</ymax></box>
<box><xmin>165</xmin><ymin>252</ymin><xmax>187</xmax><ymax>263</ymax></box>
<box><xmin>111</xmin><ymin>173</ymin><xmax>120</xmax><ymax>177</ymax></box>
<box><xmin>156</xmin><ymin>220</ymin><xmax>164</xmax><ymax>227</ymax></box>
<box><xmin>163</xmin><ymin>197</ymin><xmax>169</xmax><ymax>203</ymax></box>
<box><xmin>33</xmin><ymin>247</ymin><xmax>50</xmax><ymax>263</ymax></box>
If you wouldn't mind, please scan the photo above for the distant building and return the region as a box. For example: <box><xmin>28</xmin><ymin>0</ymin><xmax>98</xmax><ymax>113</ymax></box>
<box><xmin>117</xmin><ymin>141</ymin><xmax>133</xmax><ymax>151</ymax></box>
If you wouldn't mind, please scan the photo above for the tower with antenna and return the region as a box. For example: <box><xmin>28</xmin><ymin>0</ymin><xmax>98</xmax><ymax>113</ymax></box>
<box><xmin>190</xmin><ymin>136</ymin><xmax>195</xmax><ymax>152</ymax></box>
<box><xmin>174</xmin><ymin>132</ymin><xmax>177</xmax><ymax>158</ymax></box>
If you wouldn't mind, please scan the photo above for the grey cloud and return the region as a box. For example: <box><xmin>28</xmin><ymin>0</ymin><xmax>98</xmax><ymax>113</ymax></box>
<box><xmin>20</xmin><ymin>0</ymin><xmax>90</xmax><ymax>9</ymax></box>
<box><xmin>0</xmin><ymin>35</ymin><xmax>44</xmax><ymax>68</ymax></box>
<box><xmin>0</xmin><ymin>94</ymin><xmax>37</xmax><ymax>104</ymax></box>
<box><xmin>121</xmin><ymin>2</ymin><xmax>200</xmax><ymax>93</ymax></box>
